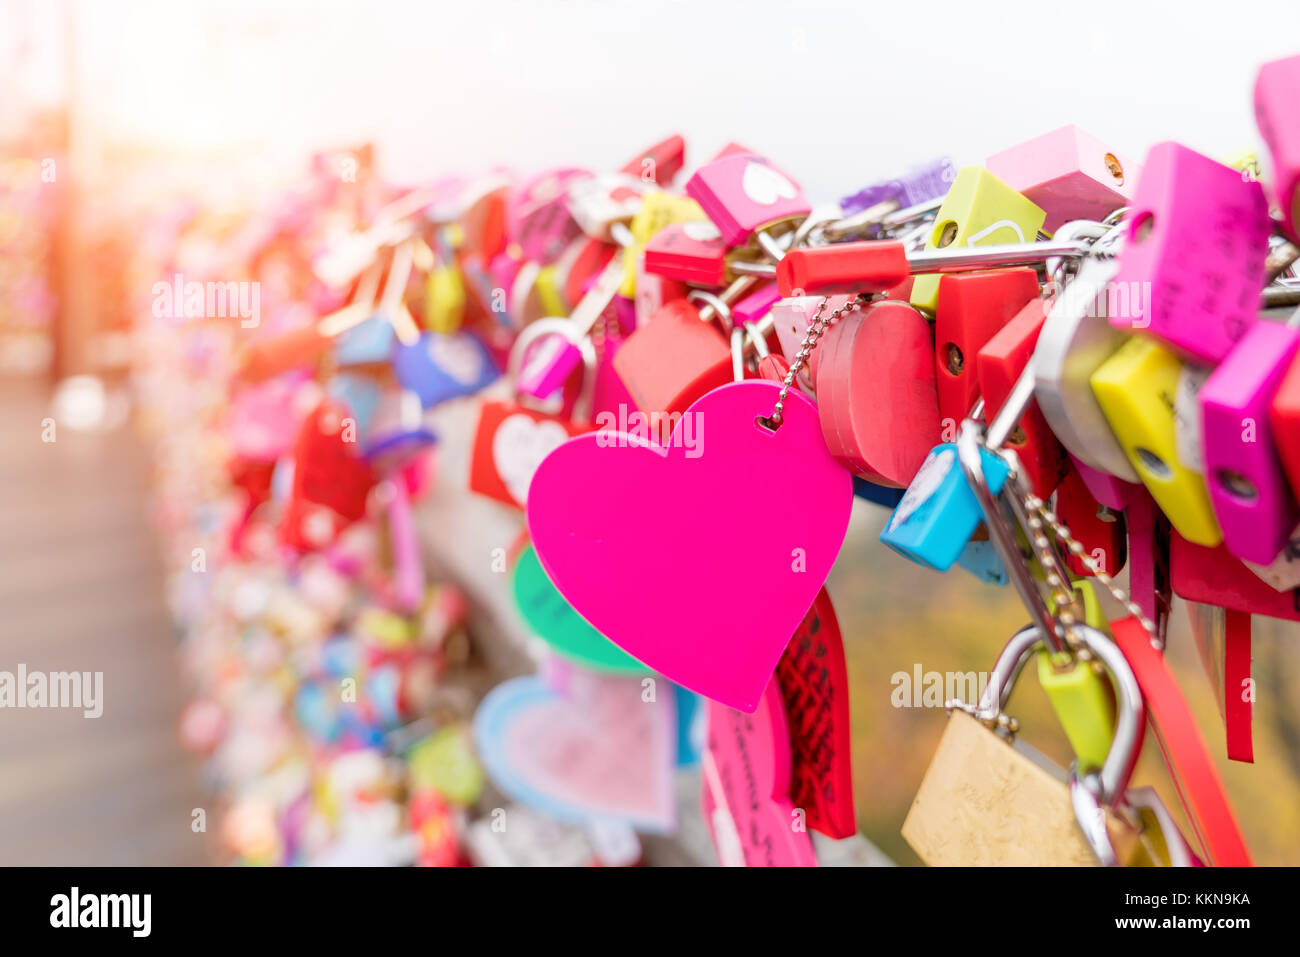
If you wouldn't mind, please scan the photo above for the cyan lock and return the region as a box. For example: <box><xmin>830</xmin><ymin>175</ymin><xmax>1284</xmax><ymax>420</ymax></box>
<box><xmin>880</xmin><ymin>442</ymin><xmax>1011</xmax><ymax>571</ymax></box>
<box><xmin>955</xmin><ymin>538</ymin><xmax>1009</xmax><ymax>585</ymax></box>
<box><xmin>334</xmin><ymin>314</ymin><xmax>395</xmax><ymax>366</ymax></box>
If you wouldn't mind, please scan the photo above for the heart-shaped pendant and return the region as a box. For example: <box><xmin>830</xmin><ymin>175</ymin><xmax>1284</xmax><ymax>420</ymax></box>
<box><xmin>527</xmin><ymin>380</ymin><xmax>852</xmax><ymax>712</ymax></box>
<box><xmin>473</xmin><ymin>672</ymin><xmax>677</xmax><ymax>832</ymax></box>
<box><xmin>701</xmin><ymin>679</ymin><xmax>817</xmax><ymax>867</ymax></box>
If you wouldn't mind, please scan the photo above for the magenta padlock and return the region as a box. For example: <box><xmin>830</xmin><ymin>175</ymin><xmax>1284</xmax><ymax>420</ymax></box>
<box><xmin>1255</xmin><ymin>54</ymin><xmax>1300</xmax><ymax>243</ymax></box>
<box><xmin>1111</xmin><ymin>141</ymin><xmax>1270</xmax><ymax>364</ymax></box>
<box><xmin>986</xmin><ymin>125</ymin><xmax>1136</xmax><ymax>234</ymax></box>
<box><xmin>732</xmin><ymin>283</ymin><xmax>781</xmax><ymax>327</ymax></box>
<box><xmin>506</xmin><ymin>167</ymin><xmax>592</xmax><ymax>263</ymax></box>
<box><xmin>685</xmin><ymin>153</ymin><xmax>810</xmax><ymax>252</ymax></box>
<box><xmin>517</xmin><ymin>334</ymin><xmax>583</xmax><ymax>400</ymax></box>
<box><xmin>1068</xmin><ymin>453</ymin><xmax>1140</xmax><ymax>512</ymax></box>
<box><xmin>1200</xmin><ymin>321</ymin><xmax>1300</xmax><ymax>564</ymax></box>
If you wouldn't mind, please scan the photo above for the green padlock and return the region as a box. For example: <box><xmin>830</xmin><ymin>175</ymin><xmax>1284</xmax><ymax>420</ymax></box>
<box><xmin>1036</xmin><ymin>580</ymin><xmax>1116</xmax><ymax>771</ymax></box>
<box><xmin>511</xmin><ymin>544</ymin><xmax>649</xmax><ymax>674</ymax></box>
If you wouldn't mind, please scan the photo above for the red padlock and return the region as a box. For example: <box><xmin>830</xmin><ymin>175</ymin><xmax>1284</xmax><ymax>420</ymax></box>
<box><xmin>282</xmin><ymin>397</ymin><xmax>375</xmax><ymax>552</ymax></box>
<box><xmin>975</xmin><ymin>297</ymin><xmax>1067</xmax><ymax>498</ymax></box>
<box><xmin>1054</xmin><ymin>460</ymin><xmax>1126</xmax><ymax>578</ymax></box>
<box><xmin>815</xmin><ymin>299</ymin><xmax>940</xmax><ymax>487</ymax></box>
<box><xmin>933</xmin><ymin>268</ymin><xmax>1040</xmax><ymax>427</ymax></box>
<box><xmin>612</xmin><ymin>298</ymin><xmax>731</xmax><ymax>416</ymax></box>
<box><xmin>619</xmin><ymin>134</ymin><xmax>687</xmax><ymax>187</ymax></box>
<box><xmin>470</xmin><ymin>399</ymin><xmax>590</xmax><ymax>510</ymax></box>
<box><xmin>642</xmin><ymin>220</ymin><xmax>765</xmax><ymax>287</ymax></box>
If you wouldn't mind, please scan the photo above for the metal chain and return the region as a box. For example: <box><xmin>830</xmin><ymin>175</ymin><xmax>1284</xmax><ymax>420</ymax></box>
<box><xmin>765</xmin><ymin>293</ymin><xmax>870</xmax><ymax>426</ymax></box>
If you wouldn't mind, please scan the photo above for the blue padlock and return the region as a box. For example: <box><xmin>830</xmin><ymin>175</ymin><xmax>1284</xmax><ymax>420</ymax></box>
<box><xmin>879</xmin><ymin>442</ymin><xmax>1011</xmax><ymax>571</ymax></box>
<box><xmin>955</xmin><ymin>538</ymin><xmax>1009</xmax><ymax>585</ymax></box>
<box><xmin>852</xmin><ymin>475</ymin><xmax>906</xmax><ymax>509</ymax></box>
<box><xmin>328</xmin><ymin>373</ymin><xmax>381</xmax><ymax>435</ymax></box>
<box><xmin>334</xmin><ymin>314</ymin><xmax>395</xmax><ymax>366</ymax></box>
<box><xmin>392</xmin><ymin>331</ymin><xmax>500</xmax><ymax>409</ymax></box>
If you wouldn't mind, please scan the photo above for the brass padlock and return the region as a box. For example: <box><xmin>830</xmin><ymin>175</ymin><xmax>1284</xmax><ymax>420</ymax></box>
<box><xmin>903</xmin><ymin>621</ymin><xmax>1179</xmax><ymax>866</ymax></box>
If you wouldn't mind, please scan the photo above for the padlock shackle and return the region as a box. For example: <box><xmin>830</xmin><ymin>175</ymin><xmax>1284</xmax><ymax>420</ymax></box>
<box><xmin>505</xmin><ymin>317</ymin><xmax>597</xmax><ymax>424</ymax></box>
<box><xmin>956</xmin><ymin>421</ymin><xmax>1066</xmax><ymax>651</ymax></box>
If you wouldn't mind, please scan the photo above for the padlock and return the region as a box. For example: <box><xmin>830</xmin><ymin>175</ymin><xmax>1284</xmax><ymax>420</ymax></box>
<box><xmin>1171</xmin><ymin>530</ymin><xmax>1300</xmax><ymax>622</ymax></box>
<box><xmin>611</xmin><ymin>298</ymin><xmax>732</xmax><ymax>417</ymax></box>
<box><xmin>731</xmin><ymin>282</ymin><xmax>781</xmax><ymax>329</ymax></box>
<box><xmin>1090</xmin><ymin>336</ymin><xmax>1221</xmax><ymax>547</ymax></box>
<box><xmin>904</xmin><ymin>622</ymin><xmax>1151</xmax><ymax>866</ymax></box>
<box><xmin>1034</xmin><ymin>257</ymin><xmax>1140</xmax><ymax>482</ymax></box>
<box><xmin>642</xmin><ymin>219</ymin><xmax>766</xmax><ymax>287</ymax></box>
<box><xmin>281</xmin><ymin>397</ymin><xmax>376</xmax><ymax>553</ymax></box>
<box><xmin>839</xmin><ymin>156</ymin><xmax>956</xmax><ymax>218</ymax></box>
<box><xmin>975</xmin><ymin>296</ymin><xmax>1067</xmax><ymax>498</ymax></box>
<box><xmin>986</xmin><ymin>125</ymin><xmax>1135</xmax><ymax>234</ymax></box>
<box><xmin>1199</xmin><ymin>319</ymin><xmax>1300</xmax><ymax>563</ymax></box>
<box><xmin>770</xmin><ymin>294</ymin><xmax>850</xmax><ymax>391</ymax></box>
<box><xmin>556</xmin><ymin>233</ymin><xmax>619</xmax><ymax>313</ymax></box>
<box><xmin>933</xmin><ymin>268</ymin><xmax>1040</xmax><ymax>428</ymax></box>
<box><xmin>908</xmin><ymin>166</ymin><xmax>1046</xmax><ymax>313</ymax></box>
<box><xmin>816</xmin><ymin>299</ymin><xmax>941</xmax><ymax>486</ymax></box>
<box><xmin>633</xmin><ymin>254</ymin><xmax>686</xmax><ymax>328</ymax></box>
<box><xmin>1054</xmin><ymin>461</ymin><xmax>1126</xmax><ymax>579</ymax></box>
<box><xmin>1268</xmin><ymin>342</ymin><xmax>1300</xmax><ymax>502</ymax></box>
<box><xmin>505</xmin><ymin>167</ymin><xmax>591</xmax><ymax>263</ymax></box>
<box><xmin>391</xmin><ymin>329</ymin><xmax>501</xmax><ymax>409</ymax></box>
<box><xmin>1255</xmin><ymin>54</ymin><xmax>1300</xmax><ymax>243</ymax></box>
<box><xmin>1036</xmin><ymin>589</ymin><xmax>1116</xmax><ymax>772</ymax></box>
<box><xmin>852</xmin><ymin>475</ymin><xmax>905</xmax><ymax>509</ymax></box>
<box><xmin>954</xmin><ymin>538</ymin><xmax>1008</xmax><ymax>585</ymax></box>
<box><xmin>617</xmin><ymin>191</ymin><xmax>707</xmax><ymax>297</ymax></box>
<box><xmin>469</xmin><ymin>324</ymin><xmax>597</xmax><ymax>510</ymax></box>
<box><xmin>1110</xmin><ymin>141</ymin><xmax>1270</xmax><ymax>363</ymax></box>
<box><xmin>685</xmin><ymin>152</ymin><xmax>810</xmax><ymax>255</ymax></box>
<box><xmin>880</xmin><ymin>442</ymin><xmax>1011</xmax><ymax>572</ymax></box>
<box><xmin>618</xmin><ymin>133</ymin><xmax>687</xmax><ymax>186</ymax></box>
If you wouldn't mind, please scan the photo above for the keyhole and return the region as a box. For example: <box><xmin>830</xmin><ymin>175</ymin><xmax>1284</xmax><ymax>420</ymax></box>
<box><xmin>1135</xmin><ymin>447</ymin><xmax>1171</xmax><ymax>479</ymax></box>
<box><xmin>1217</xmin><ymin>469</ymin><xmax>1258</xmax><ymax>501</ymax></box>
<box><xmin>1131</xmin><ymin>211</ymin><xmax>1155</xmax><ymax>243</ymax></box>
<box><xmin>945</xmin><ymin>343</ymin><xmax>964</xmax><ymax>375</ymax></box>
<box><xmin>1009</xmin><ymin>425</ymin><xmax>1027</xmax><ymax>446</ymax></box>
<box><xmin>1104</xmin><ymin>153</ymin><xmax>1124</xmax><ymax>186</ymax></box>
<box><xmin>936</xmin><ymin>221</ymin><xmax>959</xmax><ymax>248</ymax></box>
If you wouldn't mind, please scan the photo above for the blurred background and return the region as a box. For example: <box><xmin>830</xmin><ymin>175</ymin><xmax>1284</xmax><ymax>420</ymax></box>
<box><xmin>3</xmin><ymin>0</ymin><xmax>1299</xmax><ymax>865</ymax></box>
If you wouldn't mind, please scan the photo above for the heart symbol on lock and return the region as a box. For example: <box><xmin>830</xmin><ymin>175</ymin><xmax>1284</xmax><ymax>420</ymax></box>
<box><xmin>527</xmin><ymin>380</ymin><xmax>853</xmax><ymax>712</ymax></box>
<box><xmin>493</xmin><ymin>412</ymin><xmax>572</xmax><ymax>506</ymax></box>
<box><xmin>741</xmin><ymin>160</ymin><xmax>798</xmax><ymax>207</ymax></box>
<box><xmin>473</xmin><ymin>672</ymin><xmax>677</xmax><ymax>832</ymax></box>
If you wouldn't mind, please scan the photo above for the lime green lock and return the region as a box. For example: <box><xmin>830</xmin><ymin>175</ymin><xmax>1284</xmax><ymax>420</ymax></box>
<box><xmin>408</xmin><ymin>725</ymin><xmax>485</xmax><ymax>806</ymax></box>
<box><xmin>910</xmin><ymin>166</ymin><xmax>1046</xmax><ymax>314</ymax></box>
<box><xmin>511</xmin><ymin>544</ymin><xmax>649</xmax><ymax>674</ymax></box>
<box><xmin>1037</xmin><ymin>580</ymin><xmax>1116</xmax><ymax>771</ymax></box>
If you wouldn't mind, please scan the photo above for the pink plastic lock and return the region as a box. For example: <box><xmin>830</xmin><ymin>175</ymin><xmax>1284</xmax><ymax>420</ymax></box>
<box><xmin>517</xmin><ymin>334</ymin><xmax>582</xmax><ymax>401</ymax></box>
<box><xmin>1255</xmin><ymin>54</ymin><xmax>1300</xmax><ymax>243</ymax></box>
<box><xmin>506</xmin><ymin>168</ymin><xmax>591</xmax><ymax>263</ymax></box>
<box><xmin>1199</xmin><ymin>321</ymin><xmax>1300</xmax><ymax>564</ymax></box>
<box><xmin>770</xmin><ymin>295</ymin><xmax>850</xmax><ymax>391</ymax></box>
<box><xmin>1111</xmin><ymin>141</ymin><xmax>1270</xmax><ymax>364</ymax></box>
<box><xmin>1068</xmin><ymin>454</ymin><xmax>1141</xmax><ymax>512</ymax></box>
<box><xmin>732</xmin><ymin>282</ymin><xmax>781</xmax><ymax>327</ymax></box>
<box><xmin>986</xmin><ymin>125</ymin><xmax>1136</xmax><ymax>234</ymax></box>
<box><xmin>685</xmin><ymin>153</ymin><xmax>810</xmax><ymax>248</ymax></box>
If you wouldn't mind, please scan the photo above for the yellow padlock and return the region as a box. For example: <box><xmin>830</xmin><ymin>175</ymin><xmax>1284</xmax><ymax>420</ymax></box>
<box><xmin>425</xmin><ymin>263</ymin><xmax>466</xmax><ymax>334</ymax></box>
<box><xmin>1090</xmin><ymin>337</ymin><xmax>1222</xmax><ymax>546</ymax></box>
<box><xmin>618</xmin><ymin>192</ymin><xmax>707</xmax><ymax>298</ymax></box>
<box><xmin>909</xmin><ymin>166</ymin><xmax>1046</xmax><ymax>313</ymax></box>
<box><xmin>534</xmin><ymin>264</ymin><xmax>567</xmax><ymax>318</ymax></box>
<box><xmin>1038</xmin><ymin>583</ymin><xmax>1115</xmax><ymax>772</ymax></box>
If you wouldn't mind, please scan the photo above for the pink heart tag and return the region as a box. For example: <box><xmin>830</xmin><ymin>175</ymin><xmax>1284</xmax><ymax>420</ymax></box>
<box><xmin>701</xmin><ymin>679</ymin><xmax>817</xmax><ymax>867</ymax></box>
<box><xmin>474</xmin><ymin>672</ymin><xmax>677</xmax><ymax>832</ymax></box>
<box><xmin>527</xmin><ymin>381</ymin><xmax>852</xmax><ymax>712</ymax></box>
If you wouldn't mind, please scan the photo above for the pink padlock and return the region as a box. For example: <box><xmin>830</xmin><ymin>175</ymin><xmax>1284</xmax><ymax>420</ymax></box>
<box><xmin>986</xmin><ymin>125</ymin><xmax>1136</xmax><ymax>234</ymax></box>
<box><xmin>1111</xmin><ymin>141</ymin><xmax>1270</xmax><ymax>364</ymax></box>
<box><xmin>506</xmin><ymin>167</ymin><xmax>591</xmax><ymax>263</ymax></box>
<box><xmin>517</xmin><ymin>334</ymin><xmax>583</xmax><ymax>400</ymax></box>
<box><xmin>1255</xmin><ymin>54</ymin><xmax>1300</xmax><ymax>244</ymax></box>
<box><xmin>769</xmin><ymin>295</ymin><xmax>850</xmax><ymax>391</ymax></box>
<box><xmin>1199</xmin><ymin>321</ymin><xmax>1300</xmax><ymax>564</ymax></box>
<box><xmin>685</xmin><ymin>153</ymin><xmax>810</xmax><ymax>250</ymax></box>
<box><xmin>731</xmin><ymin>282</ymin><xmax>781</xmax><ymax>327</ymax></box>
<box><xmin>1068</xmin><ymin>454</ymin><xmax>1140</xmax><ymax>512</ymax></box>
